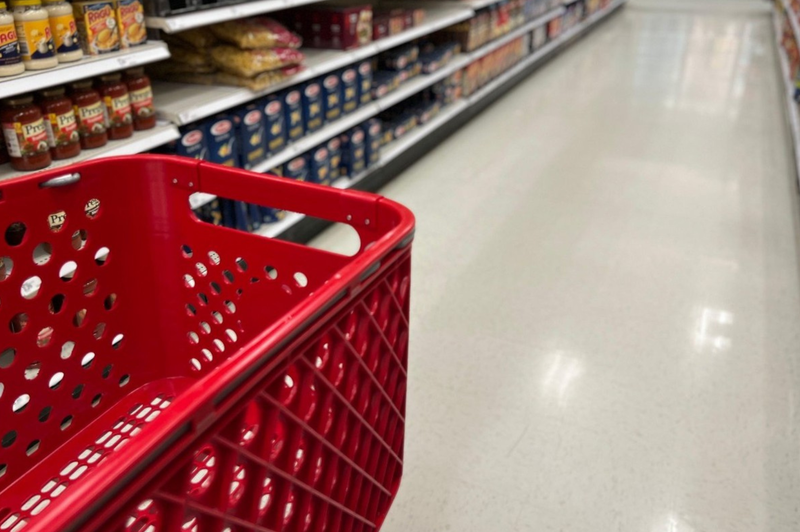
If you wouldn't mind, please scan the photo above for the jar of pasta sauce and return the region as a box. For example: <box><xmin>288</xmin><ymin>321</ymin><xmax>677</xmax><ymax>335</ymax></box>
<box><xmin>96</xmin><ymin>72</ymin><xmax>132</xmax><ymax>139</ymax></box>
<box><xmin>39</xmin><ymin>86</ymin><xmax>80</xmax><ymax>159</ymax></box>
<box><xmin>124</xmin><ymin>67</ymin><xmax>155</xmax><ymax>130</ymax></box>
<box><xmin>1</xmin><ymin>95</ymin><xmax>52</xmax><ymax>171</ymax></box>
<box><xmin>69</xmin><ymin>79</ymin><xmax>107</xmax><ymax>149</ymax></box>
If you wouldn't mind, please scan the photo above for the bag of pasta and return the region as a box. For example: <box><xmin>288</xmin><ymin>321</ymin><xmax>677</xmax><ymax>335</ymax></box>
<box><xmin>210</xmin><ymin>17</ymin><xmax>302</xmax><ymax>49</ymax></box>
<box><xmin>215</xmin><ymin>65</ymin><xmax>303</xmax><ymax>90</ymax></box>
<box><xmin>210</xmin><ymin>45</ymin><xmax>305</xmax><ymax>78</ymax></box>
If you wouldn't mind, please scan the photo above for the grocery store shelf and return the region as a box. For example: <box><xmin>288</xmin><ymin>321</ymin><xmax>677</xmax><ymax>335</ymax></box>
<box><xmin>0</xmin><ymin>122</ymin><xmax>179</xmax><ymax>182</ymax></box>
<box><xmin>773</xmin><ymin>9</ymin><xmax>800</xmax><ymax>189</ymax></box>
<box><xmin>380</xmin><ymin>100</ymin><xmax>469</xmax><ymax>166</ymax></box>
<box><xmin>0</xmin><ymin>41</ymin><xmax>170</xmax><ymax>99</ymax></box>
<box><xmin>782</xmin><ymin>0</ymin><xmax>800</xmax><ymax>43</ymax></box>
<box><xmin>146</xmin><ymin>0</ymin><xmax>325</xmax><ymax>32</ymax></box>
<box><xmin>560</xmin><ymin>0</ymin><xmax>624</xmax><ymax>42</ymax></box>
<box><xmin>154</xmin><ymin>5</ymin><xmax>473</xmax><ymax>125</ymax></box>
<box><xmin>249</xmin><ymin>55</ymin><xmax>470</xmax><ymax>173</ymax></box>
<box><xmin>466</xmin><ymin>6</ymin><xmax>565</xmax><ymax>61</ymax></box>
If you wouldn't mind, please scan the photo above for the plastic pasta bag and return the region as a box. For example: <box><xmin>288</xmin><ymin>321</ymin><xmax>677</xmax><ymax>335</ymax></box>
<box><xmin>210</xmin><ymin>46</ymin><xmax>305</xmax><ymax>78</ymax></box>
<box><xmin>210</xmin><ymin>17</ymin><xmax>302</xmax><ymax>49</ymax></box>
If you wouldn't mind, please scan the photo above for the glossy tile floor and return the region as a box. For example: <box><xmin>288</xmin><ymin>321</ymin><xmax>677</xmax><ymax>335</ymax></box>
<box><xmin>315</xmin><ymin>1</ymin><xmax>800</xmax><ymax>529</ymax></box>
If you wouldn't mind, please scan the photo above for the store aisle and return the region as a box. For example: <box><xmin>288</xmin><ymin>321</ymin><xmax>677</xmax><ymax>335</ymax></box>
<box><xmin>315</xmin><ymin>1</ymin><xmax>800</xmax><ymax>530</ymax></box>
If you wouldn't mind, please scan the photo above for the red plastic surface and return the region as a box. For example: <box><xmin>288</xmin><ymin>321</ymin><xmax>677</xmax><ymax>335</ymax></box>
<box><xmin>0</xmin><ymin>156</ymin><xmax>414</xmax><ymax>532</ymax></box>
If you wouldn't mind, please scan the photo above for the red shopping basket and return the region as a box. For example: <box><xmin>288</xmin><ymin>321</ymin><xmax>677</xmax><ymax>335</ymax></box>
<box><xmin>0</xmin><ymin>155</ymin><xmax>414</xmax><ymax>532</ymax></box>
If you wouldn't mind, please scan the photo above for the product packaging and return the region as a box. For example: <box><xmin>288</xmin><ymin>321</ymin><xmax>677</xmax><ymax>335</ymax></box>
<box><xmin>302</xmin><ymin>79</ymin><xmax>323</xmax><ymax>133</ymax></box>
<box><xmin>282</xmin><ymin>87</ymin><xmax>304</xmax><ymax>142</ymax></box>
<box><xmin>322</xmin><ymin>71</ymin><xmax>341</xmax><ymax>123</ymax></box>
<box><xmin>205</xmin><ymin>114</ymin><xmax>237</xmax><ymax>166</ymax></box>
<box><xmin>340</xmin><ymin>126</ymin><xmax>365</xmax><ymax>178</ymax></box>
<box><xmin>340</xmin><ymin>65</ymin><xmax>359</xmax><ymax>114</ymax></box>
<box><xmin>283</xmin><ymin>154</ymin><xmax>308</xmax><ymax>181</ymax></box>
<box><xmin>260</xmin><ymin>94</ymin><xmax>285</xmax><ymax>156</ymax></box>
<box><xmin>233</xmin><ymin>103</ymin><xmax>265</xmax><ymax>170</ymax></box>
<box><xmin>364</xmin><ymin>118</ymin><xmax>381</xmax><ymax>167</ymax></box>
<box><xmin>357</xmin><ymin>60</ymin><xmax>372</xmax><ymax>105</ymax></box>
<box><xmin>308</xmin><ymin>144</ymin><xmax>330</xmax><ymax>185</ymax></box>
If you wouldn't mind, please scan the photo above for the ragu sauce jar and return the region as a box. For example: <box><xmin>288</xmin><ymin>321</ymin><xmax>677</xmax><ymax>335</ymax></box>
<box><xmin>124</xmin><ymin>67</ymin><xmax>155</xmax><ymax>130</ymax></box>
<box><xmin>39</xmin><ymin>86</ymin><xmax>80</xmax><ymax>159</ymax></box>
<box><xmin>1</xmin><ymin>95</ymin><xmax>51</xmax><ymax>171</ymax></box>
<box><xmin>70</xmin><ymin>79</ymin><xmax>107</xmax><ymax>148</ymax></box>
<box><xmin>96</xmin><ymin>73</ymin><xmax>133</xmax><ymax>139</ymax></box>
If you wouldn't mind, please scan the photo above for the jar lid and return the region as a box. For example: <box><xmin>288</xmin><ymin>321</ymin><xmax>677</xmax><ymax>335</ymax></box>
<box><xmin>125</xmin><ymin>67</ymin><xmax>145</xmax><ymax>76</ymax></box>
<box><xmin>41</xmin><ymin>87</ymin><xmax>65</xmax><ymax>97</ymax></box>
<box><xmin>71</xmin><ymin>80</ymin><xmax>93</xmax><ymax>89</ymax></box>
<box><xmin>99</xmin><ymin>73</ymin><xmax>122</xmax><ymax>82</ymax></box>
<box><xmin>7</xmin><ymin>95</ymin><xmax>34</xmax><ymax>105</ymax></box>
<box><xmin>10</xmin><ymin>0</ymin><xmax>42</xmax><ymax>6</ymax></box>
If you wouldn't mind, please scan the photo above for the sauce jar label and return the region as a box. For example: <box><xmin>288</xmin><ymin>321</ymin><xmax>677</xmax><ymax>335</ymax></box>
<box><xmin>74</xmin><ymin>100</ymin><xmax>106</xmax><ymax>135</ymax></box>
<box><xmin>50</xmin><ymin>13</ymin><xmax>81</xmax><ymax>54</ymax></box>
<box><xmin>44</xmin><ymin>110</ymin><xmax>79</xmax><ymax>147</ymax></box>
<box><xmin>74</xmin><ymin>1</ymin><xmax>119</xmax><ymax>54</ymax></box>
<box><xmin>129</xmin><ymin>86</ymin><xmax>153</xmax><ymax>117</ymax></box>
<box><xmin>117</xmin><ymin>0</ymin><xmax>145</xmax><ymax>48</ymax></box>
<box><xmin>2</xmin><ymin>118</ymin><xmax>49</xmax><ymax>157</ymax></box>
<box><xmin>0</xmin><ymin>23</ymin><xmax>21</xmax><ymax>66</ymax></box>
<box><xmin>15</xmin><ymin>18</ymin><xmax>55</xmax><ymax>61</ymax></box>
<box><xmin>104</xmin><ymin>94</ymin><xmax>132</xmax><ymax>126</ymax></box>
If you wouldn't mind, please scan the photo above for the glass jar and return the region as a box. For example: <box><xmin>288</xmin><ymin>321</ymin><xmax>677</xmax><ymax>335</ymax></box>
<box><xmin>38</xmin><ymin>87</ymin><xmax>80</xmax><ymax>159</ymax></box>
<box><xmin>0</xmin><ymin>95</ymin><xmax>52</xmax><ymax>171</ymax></box>
<box><xmin>124</xmin><ymin>67</ymin><xmax>155</xmax><ymax>130</ymax></box>
<box><xmin>69</xmin><ymin>80</ymin><xmax>107</xmax><ymax>149</ymax></box>
<box><xmin>42</xmin><ymin>0</ymin><xmax>81</xmax><ymax>63</ymax></box>
<box><xmin>96</xmin><ymin>73</ymin><xmax>132</xmax><ymax>139</ymax></box>
<box><xmin>0</xmin><ymin>2</ymin><xmax>24</xmax><ymax>76</ymax></box>
<box><xmin>11</xmin><ymin>0</ymin><xmax>56</xmax><ymax>70</ymax></box>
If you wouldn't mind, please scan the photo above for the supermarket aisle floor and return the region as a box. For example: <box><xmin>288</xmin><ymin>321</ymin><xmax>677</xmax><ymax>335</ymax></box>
<box><xmin>315</xmin><ymin>1</ymin><xmax>800</xmax><ymax>530</ymax></box>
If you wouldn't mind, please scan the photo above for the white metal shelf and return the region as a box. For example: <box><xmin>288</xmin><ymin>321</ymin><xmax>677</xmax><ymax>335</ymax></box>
<box><xmin>0</xmin><ymin>122</ymin><xmax>179</xmax><ymax>182</ymax></box>
<box><xmin>153</xmin><ymin>5</ymin><xmax>473</xmax><ymax>125</ymax></box>
<box><xmin>146</xmin><ymin>0</ymin><xmax>324</xmax><ymax>33</ymax></box>
<box><xmin>0</xmin><ymin>41</ymin><xmax>170</xmax><ymax>99</ymax></box>
<box><xmin>773</xmin><ymin>8</ymin><xmax>800</xmax><ymax>189</ymax></box>
<box><xmin>466</xmin><ymin>6</ymin><xmax>565</xmax><ymax>62</ymax></box>
<box><xmin>782</xmin><ymin>0</ymin><xmax>800</xmax><ymax>44</ymax></box>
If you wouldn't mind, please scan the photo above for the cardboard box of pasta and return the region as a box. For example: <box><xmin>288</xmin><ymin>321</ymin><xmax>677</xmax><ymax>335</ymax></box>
<box><xmin>233</xmin><ymin>103</ymin><xmax>266</xmax><ymax>170</ymax></box>
<box><xmin>205</xmin><ymin>114</ymin><xmax>238</xmax><ymax>167</ymax></box>
<box><xmin>290</xmin><ymin>5</ymin><xmax>372</xmax><ymax>50</ymax></box>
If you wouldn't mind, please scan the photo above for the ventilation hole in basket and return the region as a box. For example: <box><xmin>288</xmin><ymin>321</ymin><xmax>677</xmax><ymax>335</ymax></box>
<box><xmin>0</xmin><ymin>464</ymin><xmax>6</xmax><ymax>478</ymax></box>
<box><xmin>236</xmin><ymin>288</ymin><xmax>243</xmax><ymax>298</ymax></box>
<box><xmin>221</xmin><ymin>270</ymin><xmax>234</xmax><ymax>285</ymax></box>
<box><xmin>224</xmin><ymin>329</ymin><xmax>237</xmax><ymax>343</ymax></box>
<box><xmin>71</xmin><ymin>229</ymin><xmax>88</xmax><ymax>250</ymax></box>
<box><xmin>30</xmin><ymin>500</ymin><xmax>49</xmax><ymax>517</ymax></box>
<box><xmin>119</xmin><ymin>374</ymin><xmax>130</xmax><ymax>387</ymax></box>
<box><xmin>94</xmin><ymin>247</ymin><xmax>109</xmax><ymax>266</ymax></box>
<box><xmin>189</xmin><ymin>447</ymin><xmax>216</xmax><ymax>497</ymax></box>
<box><xmin>93</xmin><ymin>322</ymin><xmax>106</xmax><ymax>340</ymax></box>
<box><xmin>61</xmin><ymin>341</ymin><xmax>75</xmax><ymax>359</ymax></box>
<box><xmin>185</xmin><ymin>303</ymin><xmax>196</xmax><ymax>316</ymax></box>
<box><xmin>223</xmin><ymin>301</ymin><xmax>236</xmax><ymax>314</ymax></box>
<box><xmin>250</xmin><ymin>277</ymin><xmax>259</xmax><ymax>284</ymax></box>
<box><xmin>211</xmin><ymin>311</ymin><xmax>223</xmax><ymax>324</ymax></box>
<box><xmin>4</xmin><ymin>222</ymin><xmax>26</xmax><ymax>246</ymax></box>
<box><xmin>294</xmin><ymin>272</ymin><xmax>308</xmax><ymax>288</ymax></box>
<box><xmin>59</xmin><ymin>261</ymin><xmax>77</xmax><ymax>282</ymax></box>
<box><xmin>73</xmin><ymin>309</ymin><xmax>87</xmax><ymax>328</ymax></box>
<box><xmin>81</xmin><ymin>352</ymin><xmax>95</xmax><ymax>369</ymax></box>
<box><xmin>183</xmin><ymin>274</ymin><xmax>195</xmax><ymax>289</ymax></box>
<box><xmin>211</xmin><ymin>339</ymin><xmax>224</xmax><ymax>353</ymax></box>
<box><xmin>182</xmin><ymin>516</ymin><xmax>199</xmax><ymax>532</ymax></box>
<box><xmin>38</xmin><ymin>406</ymin><xmax>51</xmax><ymax>422</ymax></box>
<box><xmin>235</xmin><ymin>258</ymin><xmax>248</xmax><ymax>272</ymax></box>
<box><xmin>49</xmin><ymin>372</ymin><xmax>63</xmax><ymax>389</ymax></box>
<box><xmin>0</xmin><ymin>348</ymin><xmax>14</xmax><ymax>368</ymax></box>
<box><xmin>71</xmin><ymin>385</ymin><xmax>83</xmax><ymax>399</ymax></box>
<box><xmin>201</xmin><ymin>349</ymin><xmax>213</xmax><ymax>362</ymax></box>
<box><xmin>104</xmin><ymin>293</ymin><xmax>117</xmax><ymax>311</ymax></box>
<box><xmin>265</xmin><ymin>265</ymin><xmax>277</xmax><ymax>280</ymax></box>
<box><xmin>24</xmin><ymin>362</ymin><xmax>41</xmax><ymax>380</ymax></box>
<box><xmin>61</xmin><ymin>415</ymin><xmax>73</xmax><ymax>429</ymax></box>
<box><xmin>281</xmin><ymin>284</ymin><xmax>292</xmax><ymax>295</ymax></box>
<box><xmin>9</xmin><ymin>313</ymin><xmax>27</xmax><ymax>333</ymax></box>
<box><xmin>197</xmin><ymin>293</ymin><xmax>208</xmax><ymax>306</ymax></box>
<box><xmin>208</xmin><ymin>251</ymin><xmax>220</xmax><ymax>266</ymax></box>
<box><xmin>91</xmin><ymin>394</ymin><xmax>102</xmax><ymax>407</ymax></box>
<box><xmin>37</xmin><ymin>327</ymin><xmax>54</xmax><ymax>348</ymax></box>
<box><xmin>195</xmin><ymin>263</ymin><xmax>207</xmax><ymax>278</ymax></box>
<box><xmin>187</xmin><ymin>332</ymin><xmax>199</xmax><ymax>345</ymax></box>
<box><xmin>26</xmin><ymin>440</ymin><xmax>39</xmax><ymax>456</ymax></box>
<box><xmin>0</xmin><ymin>258</ymin><xmax>13</xmax><ymax>285</ymax></box>
<box><xmin>83</xmin><ymin>278</ymin><xmax>98</xmax><ymax>296</ymax></box>
<box><xmin>83</xmin><ymin>198</ymin><xmax>101</xmax><ymax>219</ymax></box>
<box><xmin>12</xmin><ymin>394</ymin><xmax>28</xmax><ymax>413</ymax></box>
<box><xmin>1</xmin><ymin>431</ymin><xmax>16</xmax><ymax>448</ymax></box>
<box><xmin>190</xmin><ymin>358</ymin><xmax>201</xmax><ymax>372</ymax></box>
<box><xmin>32</xmin><ymin>243</ymin><xmax>52</xmax><ymax>266</ymax></box>
<box><xmin>181</xmin><ymin>244</ymin><xmax>193</xmax><ymax>258</ymax></box>
<box><xmin>21</xmin><ymin>276</ymin><xmax>42</xmax><ymax>299</ymax></box>
<box><xmin>102</xmin><ymin>365</ymin><xmax>112</xmax><ymax>379</ymax></box>
<box><xmin>112</xmin><ymin>334</ymin><xmax>124</xmax><ymax>350</ymax></box>
<box><xmin>259</xmin><ymin>476</ymin><xmax>274</xmax><ymax>516</ymax></box>
<box><xmin>0</xmin><ymin>383</ymin><xmax>4</xmax><ymax>400</ymax></box>
<box><xmin>50</xmin><ymin>294</ymin><xmax>66</xmax><ymax>314</ymax></box>
<box><xmin>228</xmin><ymin>463</ymin><xmax>246</xmax><ymax>506</ymax></box>
<box><xmin>210</xmin><ymin>281</ymin><xmax>221</xmax><ymax>295</ymax></box>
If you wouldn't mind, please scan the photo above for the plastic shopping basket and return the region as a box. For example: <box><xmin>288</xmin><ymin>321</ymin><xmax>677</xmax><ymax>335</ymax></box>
<box><xmin>0</xmin><ymin>155</ymin><xmax>414</xmax><ymax>532</ymax></box>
